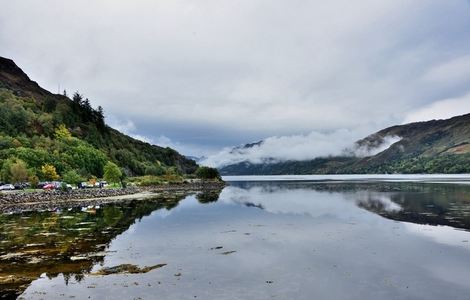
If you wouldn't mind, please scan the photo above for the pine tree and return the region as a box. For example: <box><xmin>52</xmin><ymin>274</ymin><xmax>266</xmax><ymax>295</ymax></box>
<box><xmin>72</xmin><ymin>92</ymin><xmax>83</xmax><ymax>105</ymax></box>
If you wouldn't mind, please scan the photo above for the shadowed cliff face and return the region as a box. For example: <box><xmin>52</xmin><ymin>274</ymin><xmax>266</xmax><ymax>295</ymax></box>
<box><xmin>0</xmin><ymin>194</ymin><xmax>191</xmax><ymax>299</ymax></box>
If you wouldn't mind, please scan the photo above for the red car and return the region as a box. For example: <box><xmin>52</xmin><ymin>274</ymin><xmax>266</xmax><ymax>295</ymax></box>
<box><xmin>43</xmin><ymin>183</ymin><xmax>56</xmax><ymax>190</ymax></box>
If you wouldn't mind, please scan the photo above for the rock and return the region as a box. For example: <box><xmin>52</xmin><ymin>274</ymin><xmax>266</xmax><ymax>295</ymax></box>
<box><xmin>220</xmin><ymin>251</ymin><xmax>236</xmax><ymax>255</ymax></box>
<box><xmin>91</xmin><ymin>263</ymin><xmax>167</xmax><ymax>275</ymax></box>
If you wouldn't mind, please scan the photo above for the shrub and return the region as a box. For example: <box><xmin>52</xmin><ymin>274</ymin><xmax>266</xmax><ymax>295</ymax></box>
<box><xmin>138</xmin><ymin>176</ymin><xmax>164</xmax><ymax>186</ymax></box>
<box><xmin>195</xmin><ymin>166</ymin><xmax>221</xmax><ymax>180</ymax></box>
<box><xmin>41</xmin><ymin>164</ymin><xmax>59</xmax><ymax>181</ymax></box>
<box><xmin>28</xmin><ymin>175</ymin><xmax>39</xmax><ymax>188</ymax></box>
<box><xmin>62</xmin><ymin>170</ymin><xmax>83</xmax><ymax>186</ymax></box>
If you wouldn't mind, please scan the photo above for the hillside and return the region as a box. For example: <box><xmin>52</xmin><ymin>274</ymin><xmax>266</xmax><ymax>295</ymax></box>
<box><xmin>219</xmin><ymin>114</ymin><xmax>470</xmax><ymax>175</ymax></box>
<box><xmin>0</xmin><ymin>56</ymin><xmax>197</xmax><ymax>182</ymax></box>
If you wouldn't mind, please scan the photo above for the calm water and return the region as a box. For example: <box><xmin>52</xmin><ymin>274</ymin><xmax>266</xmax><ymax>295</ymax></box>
<box><xmin>2</xmin><ymin>176</ymin><xmax>470</xmax><ymax>299</ymax></box>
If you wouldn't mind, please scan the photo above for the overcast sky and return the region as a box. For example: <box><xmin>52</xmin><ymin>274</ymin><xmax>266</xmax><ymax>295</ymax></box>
<box><xmin>2</xmin><ymin>0</ymin><xmax>470</xmax><ymax>161</ymax></box>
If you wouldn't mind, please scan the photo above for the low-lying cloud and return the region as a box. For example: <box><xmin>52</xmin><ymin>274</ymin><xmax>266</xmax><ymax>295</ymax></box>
<box><xmin>350</xmin><ymin>135</ymin><xmax>402</xmax><ymax>157</ymax></box>
<box><xmin>202</xmin><ymin>130</ymin><xmax>401</xmax><ymax>168</ymax></box>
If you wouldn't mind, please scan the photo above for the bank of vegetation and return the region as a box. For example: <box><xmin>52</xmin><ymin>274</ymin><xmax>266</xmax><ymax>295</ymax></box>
<box><xmin>0</xmin><ymin>57</ymin><xmax>207</xmax><ymax>187</ymax></box>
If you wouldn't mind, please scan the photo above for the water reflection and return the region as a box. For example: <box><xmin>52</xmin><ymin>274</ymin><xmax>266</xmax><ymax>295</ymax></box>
<box><xmin>226</xmin><ymin>181</ymin><xmax>470</xmax><ymax>231</ymax></box>
<box><xmin>2</xmin><ymin>181</ymin><xmax>470</xmax><ymax>299</ymax></box>
<box><xmin>195</xmin><ymin>191</ymin><xmax>221</xmax><ymax>204</ymax></box>
<box><xmin>0</xmin><ymin>193</ymin><xmax>193</xmax><ymax>299</ymax></box>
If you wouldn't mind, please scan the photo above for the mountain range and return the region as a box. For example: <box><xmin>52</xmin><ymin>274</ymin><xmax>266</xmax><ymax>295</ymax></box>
<box><xmin>219</xmin><ymin>113</ymin><xmax>470</xmax><ymax>175</ymax></box>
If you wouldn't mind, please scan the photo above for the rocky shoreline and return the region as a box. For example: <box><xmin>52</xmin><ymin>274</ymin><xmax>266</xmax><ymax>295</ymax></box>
<box><xmin>0</xmin><ymin>181</ymin><xmax>226</xmax><ymax>214</ymax></box>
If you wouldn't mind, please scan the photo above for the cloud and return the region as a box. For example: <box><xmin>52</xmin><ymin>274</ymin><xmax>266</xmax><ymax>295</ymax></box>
<box><xmin>404</xmin><ymin>93</ymin><xmax>470</xmax><ymax>123</ymax></box>
<box><xmin>107</xmin><ymin>117</ymin><xmax>151</xmax><ymax>142</ymax></box>
<box><xmin>202</xmin><ymin>129</ymin><xmax>396</xmax><ymax>167</ymax></box>
<box><xmin>107</xmin><ymin>115</ymin><xmax>207</xmax><ymax>156</ymax></box>
<box><xmin>107</xmin><ymin>118</ymin><xmax>137</xmax><ymax>134</ymax></box>
<box><xmin>1</xmin><ymin>0</ymin><xmax>470</xmax><ymax>155</ymax></box>
<box><xmin>107</xmin><ymin>116</ymin><xmax>172</xmax><ymax>146</ymax></box>
<box><xmin>422</xmin><ymin>54</ymin><xmax>470</xmax><ymax>85</ymax></box>
<box><xmin>351</xmin><ymin>135</ymin><xmax>402</xmax><ymax>157</ymax></box>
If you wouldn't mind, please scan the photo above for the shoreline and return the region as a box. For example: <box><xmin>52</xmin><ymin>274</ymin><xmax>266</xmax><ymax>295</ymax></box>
<box><xmin>0</xmin><ymin>182</ymin><xmax>226</xmax><ymax>214</ymax></box>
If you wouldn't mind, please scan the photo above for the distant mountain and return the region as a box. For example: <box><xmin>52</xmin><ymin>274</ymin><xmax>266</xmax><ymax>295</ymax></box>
<box><xmin>0</xmin><ymin>56</ymin><xmax>197</xmax><ymax>178</ymax></box>
<box><xmin>219</xmin><ymin>114</ymin><xmax>470</xmax><ymax>175</ymax></box>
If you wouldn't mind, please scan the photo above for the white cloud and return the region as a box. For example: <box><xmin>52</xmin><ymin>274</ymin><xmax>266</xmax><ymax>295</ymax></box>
<box><xmin>203</xmin><ymin>129</ymin><xmax>363</xmax><ymax>167</ymax></box>
<box><xmin>107</xmin><ymin>118</ymin><xmax>136</xmax><ymax>134</ymax></box>
<box><xmin>1</xmin><ymin>0</ymin><xmax>470</xmax><ymax>155</ymax></box>
<box><xmin>351</xmin><ymin>135</ymin><xmax>402</xmax><ymax>157</ymax></box>
<box><xmin>405</xmin><ymin>93</ymin><xmax>470</xmax><ymax>123</ymax></box>
<box><xmin>107</xmin><ymin>115</ymin><xmax>207</xmax><ymax>156</ymax></box>
<box><xmin>107</xmin><ymin>116</ymin><xmax>157</xmax><ymax>144</ymax></box>
<box><xmin>422</xmin><ymin>54</ymin><xmax>470</xmax><ymax>85</ymax></box>
<box><xmin>202</xmin><ymin>129</ymin><xmax>402</xmax><ymax>167</ymax></box>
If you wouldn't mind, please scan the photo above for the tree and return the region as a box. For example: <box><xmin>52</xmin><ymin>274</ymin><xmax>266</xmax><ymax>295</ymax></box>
<box><xmin>29</xmin><ymin>175</ymin><xmax>39</xmax><ymax>188</ymax></box>
<box><xmin>9</xmin><ymin>160</ymin><xmax>29</xmax><ymax>183</ymax></box>
<box><xmin>195</xmin><ymin>166</ymin><xmax>221</xmax><ymax>180</ymax></box>
<box><xmin>97</xmin><ymin>106</ymin><xmax>104</xmax><ymax>119</ymax></box>
<box><xmin>72</xmin><ymin>92</ymin><xmax>83</xmax><ymax>105</ymax></box>
<box><xmin>44</xmin><ymin>98</ymin><xmax>57</xmax><ymax>113</ymax></box>
<box><xmin>62</xmin><ymin>170</ymin><xmax>82</xmax><ymax>186</ymax></box>
<box><xmin>96</xmin><ymin>106</ymin><xmax>106</xmax><ymax>131</ymax></box>
<box><xmin>144</xmin><ymin>164</ymin><xmax>165</xmax><ymax>176</ymax></box>
<box><xmin>11</xmin><ymin>138</ymin><xmax>22</xmax><ymax>148</ymax></box>
<box><xmin>103</xmin><ymin>161</ymin><xmax>122</xmax><ymax>186</ymax></box>
<box><xmin>54</xmin><ymin>124</ymin><xmax>72</xmax><ymax>139</ymax></box>
<box><xmin>1</xmin><ymin>158</ymin><xmax>14</xmax><ymax>182</ymax></box>
<box><xmin>41</xmin><ymin>164</ymin><xmax>59</xmax><ymax>181</ymax></box>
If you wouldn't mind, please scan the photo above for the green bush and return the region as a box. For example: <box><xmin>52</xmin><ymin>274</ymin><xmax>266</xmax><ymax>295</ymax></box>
<box><xmin>138</xmin><ymin>176</ymin><xmax>164</xmax><ymax>186</ymax></box>
<box><xmin>195</xmin><ymin>166</ymin><xmax>221</xmax><ymax>180</ymax></box>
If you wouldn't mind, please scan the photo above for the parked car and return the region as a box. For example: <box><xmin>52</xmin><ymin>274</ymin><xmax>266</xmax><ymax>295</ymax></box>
<box><xmin>99</xmin><ymin>181</ymin><xmax>108</xmax><ymax>188</ymax></box>
<box><xmin>14</xmin><ymin>182</ymin><xmax>30</xmax><ymax>190</ymax></box>
<box><xmin>94</xmin><ymin>181</ymin><xmax>108</xmax><ymax>188</ymax></box>
<box><xmin>0</xmin><ymin>184</ymin><xmax>15</xmax><ymax>191</ymax></box>
<box><xmin>37</xmin><ymin>182</ymin><xmax>49</xmax><ymax>189</ymax></box>
<box><xmin>79</xmin><ymin>182</ymin><xmax>94</xmax><ymax>189</ymax></box>
<box><xmin>43</xmin><ymin>181</ymin><xmax>73</xmax><ymax>191</ymax></box>
<box><xmin>43</xmin><ymin>183</ymin><xmax>56</xmax><ymax>190</ymax></box>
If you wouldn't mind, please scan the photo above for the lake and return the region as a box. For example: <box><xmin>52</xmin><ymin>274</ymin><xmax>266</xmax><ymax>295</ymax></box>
<box><xmin>2</xmin><ymin>175</ymin><xmax>470</xmax><ymax>299</ymax></box>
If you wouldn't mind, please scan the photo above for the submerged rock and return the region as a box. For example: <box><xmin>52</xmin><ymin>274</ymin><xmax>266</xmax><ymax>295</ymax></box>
<box><xmin>220</xmin><ymin>251</ymin><xmax>236</xmax><ymax>255</ymax></box>
<box><xmin>91</xmin><ymin>263</ymin><xmax>167</xmax><ymax>275</ymax></box>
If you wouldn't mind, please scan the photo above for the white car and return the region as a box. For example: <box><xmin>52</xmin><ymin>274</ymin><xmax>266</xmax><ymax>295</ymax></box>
<box><xmin>0</xmin><ymin>184</ymin><xmax>15</xmax><ymax>191</ymax></box>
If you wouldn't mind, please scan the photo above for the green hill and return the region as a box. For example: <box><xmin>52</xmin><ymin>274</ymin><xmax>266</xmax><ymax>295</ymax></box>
<box><xmin>0</xmin><ymin>56</ymin><xmax>197</xmax><ymax>182</ymax></box>
<box><xmin>219</xmin><ymin>113</ymin><xmax>470</xmax><ymax>175</ymax></box>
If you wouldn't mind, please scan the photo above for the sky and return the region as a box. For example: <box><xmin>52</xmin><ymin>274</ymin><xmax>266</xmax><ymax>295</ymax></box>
<box><xmin>1</xmin><ymin>0</ymin><xmax>470</xmax><ymax>165</ymax></box>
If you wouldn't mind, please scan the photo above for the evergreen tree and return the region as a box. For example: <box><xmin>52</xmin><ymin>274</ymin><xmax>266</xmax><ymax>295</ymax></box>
<box><xmin>72</xmin><ymin>92</ymin><xmax>83</xmax><ymax>105</ymax></box>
